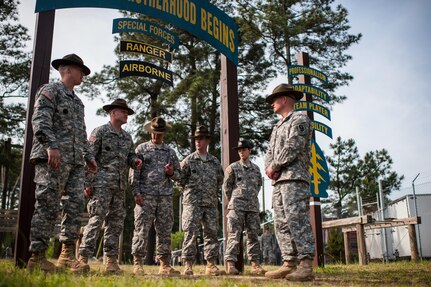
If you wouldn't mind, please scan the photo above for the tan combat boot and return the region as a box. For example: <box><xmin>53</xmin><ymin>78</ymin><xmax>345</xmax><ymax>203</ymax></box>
<box><xmin>77</xmin><ymin>254</ymin><xmax>90</xmax><ymax>272</ymax></box>
<box><xmin>285</xmin><ymin>258</ymin><xmax>314</xmax><ymax>281</ymax></box>
<box><xmin>27</xmin><ymin>251</ymin><xmax>57</xmax><ymax>273</ymax></box>
<box><xmin>133</xmin><ymin>256</ymin><xmax>144</xmax><ymax>276</ymax></box>
<box><xmin>226</xmin><ymin>260</ymin><xmax>239</xmax><ymax>275</ymax></box>
<box><xmin>265</xmin><ymin>260</ymin><xmax>297</xmax><ymax>279</ymax></box>
<box><xmin>250</xmin><ymin>261</ymin><xmax>266</xmax><ymax>275</ymax></box>
<box><xmin>158</xmin><ymin>256</ymin><xmax>180</xmax><ymax>275</ymax></box>
<box><xmin>183</xmin><ymin>259</ymin><xmax>194</xmax><ymax>276</ymax></box>
<box><xmin>57</xmin><ymin>243</ymin><xmax>89</xmax><ymax>273</ymax></box>
<box><xmin>205</xmin><ymin>259</ymin><xmax>226</xmax><ymax>276</ymax></box>
<box><xmin>105</xmin><ymin>255</ymin><xmax>123</xmax><ymax>274</ymax></box>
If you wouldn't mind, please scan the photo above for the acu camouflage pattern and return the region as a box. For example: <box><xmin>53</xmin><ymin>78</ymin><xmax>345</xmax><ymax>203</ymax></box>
<box><xmin>264</xmin><ymin>110</ymin><xmax>312</xmax><ymax>185</ymax></box>
<box><xmin>261</xmin><ymin>232</ymin><xmax>275</xmax><ymax>264</ymax></box>
<box><xmin>179</xmin><ymin>152</ymin><xmax>224</xmax><ymax>261</ymax></box>
<box><xmin>131</xmin><ymin>195</ymin><xmax>174</xmax><ymax>258</ymax></box>
<box><xmin>30</xmin><ymin>81</ymin><xmax>93</xmax><ymax>164</ymax></box>
<box><xmin>273</xmin><ymin>181</ymin><xmax>315</xmax><ymax>261</ymax></box>
<box><xmin>265</xmin><ymin>110</ymin><xmax>314</xmax><ymax>261</ymax></box>
<box><xmin>223</xmin><ymin>159</ymin><xmax>263</xmax><ymax>262</ymax></box>
<box><xmin>29</xmin><ymin>82</ymin><xmax>94</xmax><ymax>252</ymax></box>
<box><xmin>130</xmin><ymin>141</ymin><xmax>180</xmax><ymax>196</ymax></box>
<box><xmin>130</xmin><ymin>141</ymin><xmax>180</xmax><ymax>258</ymax></box>
<box><xmin>79</xmin><ymin>123</ymin><xmax>139</xmax><ymax>257</ymax></box>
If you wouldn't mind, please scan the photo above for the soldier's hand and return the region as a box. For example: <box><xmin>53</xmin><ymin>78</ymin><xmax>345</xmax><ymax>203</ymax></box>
<box><xmin>134</xmin><ymin>194</ymin><xmax>144</xmax><ymax>206</ymax></box>
<box><xmin>84</xmin><ymin>187</ymin><xmax>93</xmax><ymax>199</ymax></box>
<box><xmin>135</xmin><ymin>159</ymin><xmax>143</xmax><ymax>170</ymax></box>
<box><xmin>164</xmin><ymin>163</ymin><xmax>174</xmax><ymax>176</ymax></box>
<box><xmin>86</xmin><ymin>159</ymin><xmax>98</xmax><ymax>174</ymax></box>
<box><xmin>47</xmin><ymin>148</ymin><xmax>61</xmax><ymax>169</ymax></box>
<box><xmin>266</xmin><ymin>167</ymin><xmax>280</xmax><ymax>180</ymax></box>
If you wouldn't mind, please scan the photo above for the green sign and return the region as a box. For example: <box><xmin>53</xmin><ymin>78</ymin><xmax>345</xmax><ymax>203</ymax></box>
<box><xmin>35</xmin><ymin>0</ymin><xmax>238</xmax><ymax>64</ymax></box>
<box><xmin>113</xmin><ymin>18</ymin><xmax>179</xmax><ymax>49</ymax></box>
<box><xmin>294</xmin><ymin>101</ymin><xmax>331</xmax><ymax>121</ymax></box>
<box><xmin>311</xmin><ymin>121</ymin><xmax>332</xmax><ymax>139</ymax></box>
<box><xmin>120</xmin><ymin>60</ymin><xmax>173</xmax><ymax>86</ymax></box>
<box><xmin>120</xmin><ymin>40</ymin><xmax>172</xmax><ymax>63</ymax></box>
<box><xmin>309</xmin><ymin>140</ymin><xmax>329</xmax><ymax>198</ymax></box>
<box><xmin>288</xmin><ymin>65</ymin><xmax>328</xmax><ymax>84</ymax></box>
<box><xmin>292</xmin><ymin>84</ymin><xmax>330</xmax><ymax>103</ymax></box>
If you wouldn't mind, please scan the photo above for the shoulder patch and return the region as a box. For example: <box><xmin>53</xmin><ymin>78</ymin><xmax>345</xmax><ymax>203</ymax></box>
<box><xmin>296</xmin><ymin>123</ymin><xmax>309</xmax><ymax>136</ymax></box>
<box><xmin>41</xmin><ymin>90</ymin><xmax>54</xmax><ymax>101</ymax></box>
<box><xmin>88</xmin><ymin>135</ymin><xmax>97</xmax><ymax>143</ymax></box>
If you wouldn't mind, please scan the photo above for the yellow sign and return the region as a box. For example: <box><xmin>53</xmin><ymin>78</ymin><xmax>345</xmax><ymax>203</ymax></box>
<box><xmin>120</xmin><ymin>40</ymin><xmax>172</xmax><ymax>62</ymax></box>
<box><xmin>294</xmin><ymin>101</ymin><xmax>331</xmax><ymax>120</ymax></box>
<box><xmin>120</xmin><ymin>60</ymin><xmax>173</xmax><ymax>86</ymax></box>
<box><xmin>288</xmin><ymin>65</ymin><xmax>328</xmax><ymax>84</ymax></box>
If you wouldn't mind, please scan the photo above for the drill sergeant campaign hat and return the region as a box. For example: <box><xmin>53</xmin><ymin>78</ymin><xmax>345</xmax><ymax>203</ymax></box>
<box><xmin>144</xmin><ymin>116</ymin><xmax>172</xmax><ymax>134</ymax></box>
<box><xmin>192</xmin><ymin>125</ymin><xmax>211</xmax><ymax>139</ymax></box>
<box><xmin>51</xmin><ymin>53</ymin><xmax>91</xmax><ymax>76</ymax></box>
<box><xmin>233</xmin><ymin>139</ymin><xmax>254</xmax><ymax>150</ymax></box>
<box><xmin>102</xmin><ymin>99</ymin><xmax>135</xmax><ymax>115</ymax></box>
<box><xmin>266</xmin><ymin>83</ymin><xmax>303</xmax><ymax>104</ymax></box>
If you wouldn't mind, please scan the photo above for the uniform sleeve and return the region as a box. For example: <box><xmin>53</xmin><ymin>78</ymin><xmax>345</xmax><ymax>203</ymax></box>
<box><xmin>169</xmin><ymin>150</ymin><xmax>181</xmax><ymax>182</ymax></box>
<box><xmin>129</xmin><ymin>145</ymin><xmax>143</xmax><ymax>196</ymax></box>
<box><xmin>222</xmin><ymin>165</ymin><xmax>235</xmax><ymax>201</ymax></box>
<box><xmin>82</xmin><ymin>122</ymin><xmax>95</xmax><ymax>163</ymax></box>
<box><xmin>127</xmin><ymin>137</ymin><xmax>139</xmax><ymax>168</ymax></box>
<box><xmin>264</xmin><ymin>128</ymin><xmax>276</xmax><ymax>169</ymax></box>
<box><xmin>178</xmin><ymin>157</ymin><xmax>190</xmax><ymax>188</ymax></box>
<box><xmin>270</xmin><ymin>116</ymin><xmax>310</xmax><ymax>171</ymax></box>
<box><xmin>217</xmin><ymin>162</ymin><xmax>224</xmax><ymax>189</ymax></box>
<box><xmin>84</xmin><ymin>128</ymin><xmax>100</xmax><ymax>187</ymax></box>
<box><xmin>31</xmin><ymin>86</ymin><xmax>58</xmax><ymax>150</ymax></box>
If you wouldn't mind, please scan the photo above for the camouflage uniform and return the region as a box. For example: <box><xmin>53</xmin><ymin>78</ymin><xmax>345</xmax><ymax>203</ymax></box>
<box><xmin>261</xmin><ymin>232</ymin><xmax>275</xmax><ymax>264</ymax></box>
<box><xmin>179</xmin><ymin>152</ymin><xmax>224</xmax><ymax>261</ymax></box>
<box><xmin>223</xmin><ymin>159</ymin><xmax>263</xmax><ymax>263</ymax></box>
<box><xmin>264</xmin><ymin>110</ymin><xmax>315</xmax><ymax>261</ymax></box>
<box><xmin>29</xmin><ymin>81</ymin><xmax>94</xmax><ymax>252</ymax></box>
<box><xmin>130</xmin><ymin>141</ymin><xmax>180</xmax><ymax>259</ymax></box>
<box><xmin>79</xmin><ymin>123</ymin><xmax>139</xmax><ymax>257</ymax></box>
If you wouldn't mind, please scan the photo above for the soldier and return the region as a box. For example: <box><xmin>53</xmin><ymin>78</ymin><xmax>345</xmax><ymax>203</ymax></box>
<box><xmin>130</xmin><ymin>117</ymin><xmax>181</xmax><ymax>276</ymax></box>
<box><xmin>261</xmin><ymin>226</ymin><xmax>275</xmax><ymax>265</ymax></box>
<box><xmin>77</xmin><ymin>99</ymin><xmax>142</xmax><ymax>274</ymax></box>
<box><xmin>264</xmin><ymin>83</ymin><xmax>315</xmax><ymax>281</ymax></box>
<box><xmin>27</xmin><ymin>54</ymin><xmax>97</xmax><ymax>273</ymax></box>
<box><xmin>223</xmin><ymin>139</ymin><xmax>266</xmax><ymax>276</ymax></box>
<box><xmin>179</xmin><ymin>126</ymin><xmax>225</xmax><ymax>276</ymax></box>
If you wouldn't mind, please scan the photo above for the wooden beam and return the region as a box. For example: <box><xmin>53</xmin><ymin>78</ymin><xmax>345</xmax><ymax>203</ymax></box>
<box><xmin>343</xmin><ymin>232</ymin><xmax>351</xmax><ymax>264</ymax></box>
<box><xmin>322</xmin><ymin>215</ymin><xmax>372</xmax><ymax>229</ymax></box>
<box><xmin>408</xmin><ymin>224</ymin><xmax>419</xmax><ymax>262</ymax></box>
<box><xmin>342</xmin><ymin>217</ymin><xmax>421</xmax><ymax>232</ymax></box>
<box><xmin>356</xmin><ymin>223</ymin><xmax>367</xmax><ymax>265</ymax></box>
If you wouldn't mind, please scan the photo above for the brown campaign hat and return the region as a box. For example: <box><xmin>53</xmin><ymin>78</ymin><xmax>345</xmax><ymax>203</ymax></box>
<box><xmin>103</xmin><ymin>99</ymin><xmax>135</xmax><ymax>115</ymax></box>
<box><xmin>144</xmin><ymin>117</ymin><xmax>172</xmax><ymax>134</ymax></box>
<box><xmin>51</xmin><ymin>54</ymin><xmax>91</xmax><ymax>76</ymax></box>
<box><xmin>192</xmin><ymin>125</ymin><xmax>211</xmax><ymax>138</ymax></box>
<box><xmin>266</xmin><ymin>83</ymin><xmax>303</xmax><ymax>104</ymax></box>
<box><xmin>233</xmin><ymin>139</ymin><xmax>254</xmax><ymax>150</ymax></box>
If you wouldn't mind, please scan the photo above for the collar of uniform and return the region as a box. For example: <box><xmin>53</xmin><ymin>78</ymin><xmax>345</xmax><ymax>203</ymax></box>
<box><xmin>59</xmin><ymin>81</ymin><xmax>75</xmax><ymax>97</ymax></box>
<box><xmin>107</xmin><ymin>122</ymin><xmax>123</xmax><ymax>135</ymax></box>
<box><xmin>148</xmin><ymin>140</ymin><xmax>167</xmax><ymax>150</ymax></box>
<box><xmin>239</xmin><ymin>159</ymin><xmax>251</xmax><ymax>168</ymax></box>
<box><xmin>276</xmin><ymin>110</ymin><xmax>294</xmax><ymax>127</ymax></box>
<box><xmin>192</xmin><ymin>151</ymin><xmax>211</xmax><ymax>162</ymax></box>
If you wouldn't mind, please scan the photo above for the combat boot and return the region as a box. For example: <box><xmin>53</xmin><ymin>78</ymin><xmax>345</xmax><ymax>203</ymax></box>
<box><xmin>226</xmin><ymin>260</ymin><xmax>239</xmax><ymax>275</ymax></box>
<box><xmin>105</xmin><ymin>255</ymin><xmax>123</xmax><ymax>274</ymax></box>
<box><xmin>57</xmin><ymin>243</ymin><xmax>89</xmax><ymax>273</ymax></box>
<box><xmin>250</xmin><ymin>261</ymin><xmax>266</xmax><ymax>275</ymax></box>
<box><xmin>159</xmin><ymin>256</ymin><xmax>180</xmax><ymax>275</ymax></box>
<box><xmin>27</xmin><ymin>251</ymin><xmax>56</xmax><ymax>273</ymax></box>
<box><xmin>133</xmin><ymin>256</ymin><xmax>145</xmax><ymax>276</ymax></box>
<box><xmin>77</xmin><ymin>254</ymin><xmax>90</xmax><ymax>272</ymax></box>
<box><xmin>183</xmin><ymin>259</ymin><xmax>194</xmax><ymax>276</ymax></box>
<box><xmin>265</xmin><ymin>260</ymin><xmax>297</xmax><ymax>279</ymax></box>
<box><xmin>205</xmin><ymin>259</ymin><xmax>226</xmax><ymax>276</ymax></box>
<box><xmin>285</xmin><ymin>258</ymin><xmax>314</xmax><ymax>281</ymax></box>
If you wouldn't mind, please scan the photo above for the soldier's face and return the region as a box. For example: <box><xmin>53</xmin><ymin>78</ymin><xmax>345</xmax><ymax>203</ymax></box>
<box><xmin>271</xmin><ymin>96</ymin><xmax>287</xmax><ymax>114</ymax></box>
<box><xmin>237</xmin><ymin>148</ymin><xmax>251</xmax><ymax>161</ymax></box>
<box><xmin>111</xmin><ymin>108</ymin><xmax>128</xmax><ymax>124</ymax></box>
<box><xmin>195</xmin><ymin>137</ymin><xmax>210</xmax><ymax>151</ymax></box>
<box><xmin>151</xmin><ymin>133</ymin><xmax>164</xmax><ymax>144</ymax></box>
<box><xmin>68</xmin><ymin>65</ymin><xmax>85</xmax><ymax>85</ymax></box>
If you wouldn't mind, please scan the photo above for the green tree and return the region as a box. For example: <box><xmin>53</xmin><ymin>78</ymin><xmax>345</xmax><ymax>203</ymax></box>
<box><xmin>235</xmin><ymin>0</ymin><xmax>362</xmax><ymax>104</ymax></box>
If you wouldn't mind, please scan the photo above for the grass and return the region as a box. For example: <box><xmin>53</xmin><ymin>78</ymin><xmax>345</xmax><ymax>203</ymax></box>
<box><xmin>1</xmin><ymin>259</ymin><xmax>430</xmax><ymax>287</ymax></box>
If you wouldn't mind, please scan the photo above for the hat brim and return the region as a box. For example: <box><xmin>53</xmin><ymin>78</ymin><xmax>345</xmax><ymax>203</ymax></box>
<box><xmin>233</xmin><ymin>146</ymin><xmax>253</xmax><ymax>150</ymax></box>
<box><xmin>266</xmin><ymin>90</ymin><xmax>303</xmax><ymax>104</ymax></box>
<box><xmin>103</xmin><ymin>104</ymin><xmax>135</xmax><ymax>115</ymax></box>
<box><xmin>144</xmin><ymin>122</ymin><xmax>172</xmax><ymax>134</ymax></box>
<box><xmin>52</xmin><ymin>59</ymin><xmax>91</xmax><ymax>76</ymax></box>
<box><xmin>191</xmin><ymin>134</ymin><xmax>211</xmax><ymax>139</ymax></box>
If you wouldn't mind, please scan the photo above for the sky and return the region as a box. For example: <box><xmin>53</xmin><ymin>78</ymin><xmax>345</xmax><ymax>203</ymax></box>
<box><xmin>14</xmin><ymin>0</ymin><xmax>431</xmax><ymax>211</ymax></box>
